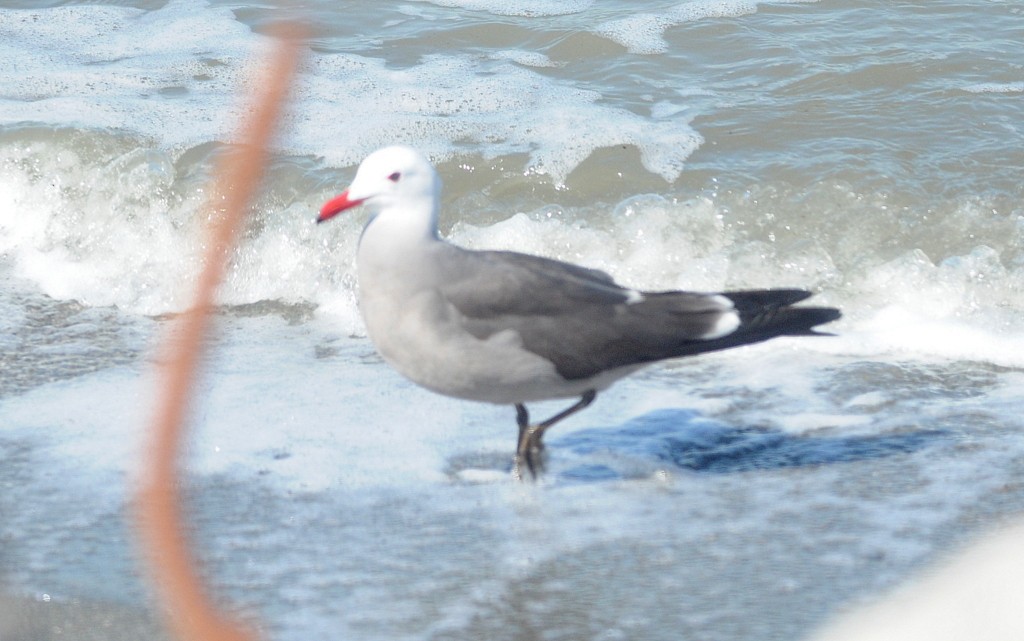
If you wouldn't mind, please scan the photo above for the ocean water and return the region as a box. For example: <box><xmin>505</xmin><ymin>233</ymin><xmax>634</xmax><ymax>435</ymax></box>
<box><xmin>1</xmin><ymin>1</ymin><xmax>1023</xmax><ymax>639</ymax></box>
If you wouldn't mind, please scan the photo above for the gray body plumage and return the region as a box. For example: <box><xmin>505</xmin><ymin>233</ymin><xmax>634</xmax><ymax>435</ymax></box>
<box><xmin>433</xmin><ymin>247</ymin><xmax>837</xmax><ymax>382</ymax></box>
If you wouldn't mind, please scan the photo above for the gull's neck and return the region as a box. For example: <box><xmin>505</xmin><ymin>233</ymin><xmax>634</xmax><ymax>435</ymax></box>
<box><xmin>357</xmin><ymin>193</ymin><xmax>445</xmax><ymax>278</ymax></box>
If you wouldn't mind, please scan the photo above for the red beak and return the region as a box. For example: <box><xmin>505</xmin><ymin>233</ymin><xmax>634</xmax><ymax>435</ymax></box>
<box><xmin>317</xmin><ymin>190</ymin><xmax>366</xmax><ymax>223</ymax></box>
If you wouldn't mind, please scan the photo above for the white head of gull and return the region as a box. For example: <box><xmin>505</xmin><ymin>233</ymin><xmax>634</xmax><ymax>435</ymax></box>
<box><xmin>319</xmin><ymin>145</ymin><xmax>840</xmax><ymax>479</ymax></box>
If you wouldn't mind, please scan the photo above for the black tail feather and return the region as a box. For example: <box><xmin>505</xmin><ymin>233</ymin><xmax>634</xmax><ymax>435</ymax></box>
<box><xmin>664</xmin><ymin>289</ymin><xmax>841</xmax><ymax>359</ymax></box>
<box><xmin>724</xmin><ymin>289</ymin><xmax>840</xmax><ymax>336</ymax></box>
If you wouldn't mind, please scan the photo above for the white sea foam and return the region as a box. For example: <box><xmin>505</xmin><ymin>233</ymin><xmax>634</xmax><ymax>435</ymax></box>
<box><xmin>300</xmin><ymin>53</ymin><xmax>701</xmax><ymax>184</ymax></box>
<box><xmin>593</xmin><ymin>0</ymin><xmax>820</xmax><ymax>54</ymax></box>
<box><xmin>842</xmin><ymin>307</ymin><xmax>1024</xmax><ymax>369</ymax></box>
<box><xmin>414</xmin><ymin>0</ymin><xmax>594</xmax><ymax>17</ymax></box>
<box><xmin>4</xmin><ymin>131</ymin><xmax>1023</xmax><ymax>368</ymax></box>
<box><xmin>962</xmin><ymin>81</ymin><xmax>1024</xmax><ymax>93</ymax></box>
<box><xmin>0</xmin><ymin>138</ymin><xmax>205</xmax><ymax>313</ymax></box>
<box><xmin>0</xmin><ymin>2</ymin><xmax>255</xmax><ymax>147</ymax></box>
<box><xmin>0</xmin><ymin>2</ymin><xmax>703</xmax><ymax>186</ymax></box>
<box><xmin>450</xmin><ymin>195</ymin><xmax>735</xmax><ymax>293</ymax></box>
<box><xmin>0</xmin><ymin>314</ymin><xmax>469</xmax><ymax>493</ymax></box>
<box><xmin>489</xmin><ymin>50</ymin><xmax>561</xmax><ymax>68</ymax></box>
<box><xmin>0</xmin><ymin>140</ymin><xmax>718</xmax><ymax>324</ymax></box>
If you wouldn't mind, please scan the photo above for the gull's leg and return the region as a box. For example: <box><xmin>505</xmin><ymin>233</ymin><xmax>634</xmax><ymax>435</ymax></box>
<box><xmin>515</xmin><ymin>403</ymin><xmax>530</xmax><ymax>446</ymax></box>
<box><xmin>512</xmin><ymin>403</ymin><xmax>531</xmax><ymax>482</ymax></box>
<box><xmin>513</xmin><ymin>390</ymin><xmax>597</xmax><ymax>481</ymax></box>
<box><xmin>530</xmin><ymin>389</ymin><xmax>597</xmax><ymax>452</ymax></box>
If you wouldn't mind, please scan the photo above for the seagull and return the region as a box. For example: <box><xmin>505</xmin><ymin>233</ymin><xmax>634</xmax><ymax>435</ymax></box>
<box><xmin>318</xmin><ymin>145</ymin><xmax>840</xmax><ymax>479</ymax></box>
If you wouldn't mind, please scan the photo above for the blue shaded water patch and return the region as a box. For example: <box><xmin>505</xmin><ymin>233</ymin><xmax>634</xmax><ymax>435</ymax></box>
<box><xmin>557</xmin><ymin>409</ymin><xmax>948</xmax><ymax>477</ymax></box>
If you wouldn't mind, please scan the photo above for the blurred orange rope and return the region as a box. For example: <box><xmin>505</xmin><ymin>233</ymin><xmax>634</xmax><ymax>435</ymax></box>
<box><xmin>135</xmin><ymin>25</ymin><xmax>305</xmax><ymax>641</ymax></box>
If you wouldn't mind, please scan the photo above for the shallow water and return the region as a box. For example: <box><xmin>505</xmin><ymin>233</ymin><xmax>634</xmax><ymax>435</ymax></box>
<box><xmin>2</xmin><ymin>1</ymin><xmax>1023</xmax><ymax>639</ymax></box>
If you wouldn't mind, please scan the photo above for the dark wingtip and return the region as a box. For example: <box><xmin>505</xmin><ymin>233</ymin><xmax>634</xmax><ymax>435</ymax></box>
<box><xmin>809</xmin><ymin>306</ymin><xmax>843</xmax><ymax>327</ymax></box>
<box><xmin>778</xmin><ymin>306</ymin><xmax>842</xmax><ymax>336</ymax></box>
<box><xmin>725</xmin><ymin>288</ymin><xmax>814</xmax><ymax>311</ymax></box>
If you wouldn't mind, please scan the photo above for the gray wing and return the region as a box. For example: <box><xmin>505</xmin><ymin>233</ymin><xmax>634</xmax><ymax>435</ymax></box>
<box><xmin>437</xmin><ymin>248</ymin><xmax>632</xmax><ymax>315</ymax></box>
<box><xmin>434</xmin><ymin>247</ymin><xmax>739</xmax><ymax>380</ymax></box>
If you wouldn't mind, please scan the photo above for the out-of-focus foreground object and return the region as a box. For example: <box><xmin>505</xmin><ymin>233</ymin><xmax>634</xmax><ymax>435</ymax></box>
<box><xmin>809</xmin><ymin>518</ymin><xmax>1024</xmax><ymax>641</ymax></box>
<box><xmin>134</xmin><ymin>24</ymin><xmax>305</xmax><ymax>641</ymax></box>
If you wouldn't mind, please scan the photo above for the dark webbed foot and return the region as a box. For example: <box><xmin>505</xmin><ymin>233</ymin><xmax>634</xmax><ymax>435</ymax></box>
<box><xmin>511</xmin><ymin>391</ymin><xmax>597</xmax><ymax>481</ymax></box>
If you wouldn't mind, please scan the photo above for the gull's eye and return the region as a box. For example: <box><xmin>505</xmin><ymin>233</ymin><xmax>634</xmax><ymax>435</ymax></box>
<box><xmin>387</xmin><ymin>172</ymin><xmax>401</xmax><ymax>182</ymax></box>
